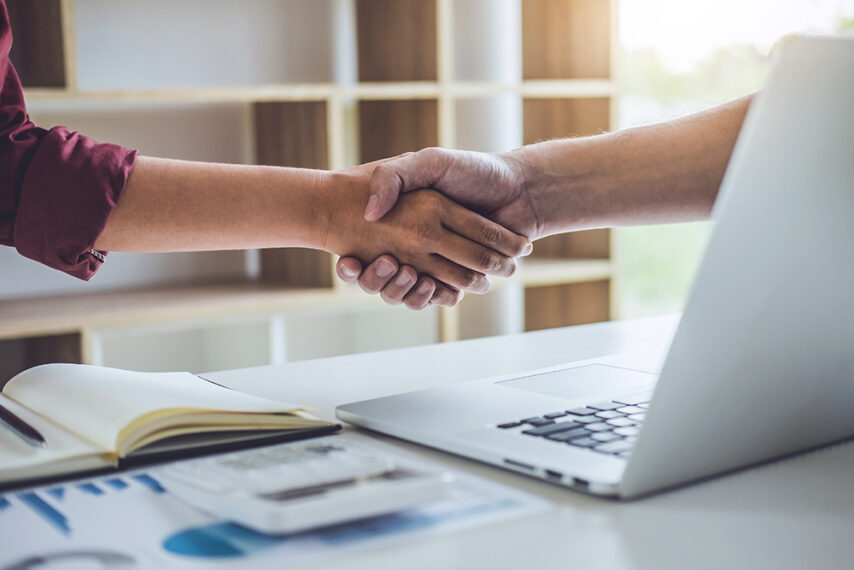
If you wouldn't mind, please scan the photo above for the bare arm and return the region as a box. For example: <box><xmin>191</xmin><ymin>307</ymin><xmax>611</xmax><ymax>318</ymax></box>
<box><xmin>340</xmin><ymin>95</ymin><xmax>752</xmax><ymax>302</ymax></box>
<box><xmin>95</xmin><ymin>156</ymin><xmax>328</xmax><ymax>252</ymax></box>
<box><xmin>510</xmin><ymin>95</ymin><xmax>751</xmax><ymax>237</ymax></box>
<box><xmin>95</xmin><ymin>156</ymin><xmax>530</xmax><ymax>305</ymax></box>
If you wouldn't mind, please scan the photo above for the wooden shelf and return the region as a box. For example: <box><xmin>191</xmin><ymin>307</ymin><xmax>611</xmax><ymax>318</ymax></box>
<box><xmin>0</xmin><ymin>282</ymin><xmax>381</xmax><ymax>341</ymax></box>
<box><xmin>513</xmin><ymin>258</ymin><xmax>613</xmax><ymax>288</ymax></box>
<box><xmin>23</xmin><ymin>80</ymin><xmax>616</xmax><ymax>107</ymax></box>
<box><xmin>5</xmin><ymin>0</ymin><xmax>619</xmax><ymax>372</ymax></box>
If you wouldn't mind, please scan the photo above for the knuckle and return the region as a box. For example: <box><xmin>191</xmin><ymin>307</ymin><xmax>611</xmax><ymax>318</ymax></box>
<box><xmin>477</xmin><ymin>250</ymin><xmax>501</xmax><ymax>273</ymax></box>
<box><xmin>479</xmin><ymin>224</ymin><xmax>502</xmax><ymax>249</ymax></box>
<box><xmin>380</xmin><ymin>291</ymin><xmax>403</xmax><ymax>305</ymax></box>
<box><xmin>415</xmin><ymin>221</ymin><xmax>441</xmax><ymax>242</ymax></box>
<box><xmin>458</xmin><ymin>269</ymin><xmax>481</xmax><ymax>290</ymax></box>
<box><xmin>419</xmin><ymin>147</ymin><xmax>446</xmax><ymax>168</ymax></box>
<box><xmin>505</xmin><ymin>259</ymin><xmax>517</xmax><ymax>277</ymax></box>
<box><xmin>435</xmin><ymin>287</ymin><xmax>462</xmax><ymax>307</ymax></box>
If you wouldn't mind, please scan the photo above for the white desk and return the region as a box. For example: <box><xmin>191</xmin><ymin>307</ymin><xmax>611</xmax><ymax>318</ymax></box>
<box><xmin>208</xmin><ymin>315</ymin><xmax>854</xmax><ymax>570</ymax></box>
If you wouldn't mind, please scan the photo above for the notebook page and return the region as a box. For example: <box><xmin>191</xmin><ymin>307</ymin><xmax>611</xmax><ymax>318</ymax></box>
<box><xmin>0</xmin><ymin>394</ymin><xmax>109</xmax><ymax>483</ymax></box>
<box><xmin>3</xmin><ymin>364</ymin><xmax>306</xmax><ymax>452</ymax></box>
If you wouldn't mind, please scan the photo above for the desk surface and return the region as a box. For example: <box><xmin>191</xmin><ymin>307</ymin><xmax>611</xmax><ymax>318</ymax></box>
<box><xmin>209</xmin><ymin>315</ymin><xmax>854</xmax><ymax>570</ymax></box>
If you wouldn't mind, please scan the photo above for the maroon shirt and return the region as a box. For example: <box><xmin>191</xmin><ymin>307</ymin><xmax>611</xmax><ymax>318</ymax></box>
<box><xmin>0</xmin><ymin>0</ymin><xmax>137</xmax><ymax>279</ymax></box>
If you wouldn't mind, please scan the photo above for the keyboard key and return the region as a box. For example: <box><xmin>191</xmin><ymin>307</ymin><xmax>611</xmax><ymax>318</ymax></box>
<box><xmin>566</xmin><ymin>407</ymin><xmax>597</xmax><ymax>416</ymax></box>
<box><xmin>522</xmin><ymin>421</ymin><xmax>581</xmax><ymax>437</ymax></box>
<box><xmin>588</xmin><ymin>401</ymin><xmax>622</xmax><ymax>411</ymax></box>
<box><xmin>523</xmin><ymin>417</ymin><xmax>554</xmax><ymax>427</ymax></box>
<box><xmin>584</xmin><ymin>422</ymin><xmax>613</xmax><ymax>432</ymax></box>
<box><xmin>571</xmin><ymin>415</ymin><xmax>600</xmax><ymax>425</ymax></box>
<box><xmin>628</xmin><ymin>413</ymin><xmax>646</xmax><ymax>422</ymax></box>
<box><xmin>594</xmin><ymin>440</ymin><xmax>634</xmax><ymax>454</ymax></box>
<box><xmin>613</xmin><ymin>426</ymin><xmax>640</xmax><ymax>437</ymax></box>
<box><xmin>595</xmin><ymin>410</ymin><xmax>624</xmax><ymax>420</ymax></box>
<box><xmin>545</xmin><ymin>428</ymin><xmax>590</xmax><ymax>442</ymax></box>
<box><xmin>617</xmin><ymin>405</ymin><xmax>645</xmax><ymax>415</ymax></box>
<box><xmin>613</xmin><ymin>392</ymin><xmax>653</xmax><ymax>406</ymax></box>
<box><xmin>590</xmin><ymin>432</ymin><xmax>621</xmax><ymax>443</ymax></box>
<box><xmin>568</xmin><ymin>437</ymin><xmax>598</xmax><ymax>448</ymax></box>
<box><xmin>497</xmin><ymin>421</ymin><xmax>522</xmax><ymax>429</ymax></box>
<box><xmin>543</xmin><ymin>411</ymin><xmax>568</xmax><ymax>419</ymax></box>
<box><xmin>606</xmin><ymin>417</ymin><xmax>636</xmax><ymax>428</ymax></box>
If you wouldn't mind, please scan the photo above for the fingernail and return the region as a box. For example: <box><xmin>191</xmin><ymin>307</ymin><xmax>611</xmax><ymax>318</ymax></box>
<box><xmin>340</xmin><ymin>266</ymin><xmax>357</xmax><ymax>278</ymax></box>
<box><xmin>395</xmin><ymin>271</ymin><xmax>412</xmax><ymax>286</ymax></box>
<box><xmin>375</xmin><ymin>259</ymin><xmax>395</xmax><ymax>278</ymax></box>
<box><xmin>364</xmin><ymin>195</ymin><xmax>379</xmax><ymax>220</ymax></box>
<box><xmin>417</xmin><ymin>281</ymin><xmax>432</xmax><ymax>295</ymax></box>
<box><xmin>522</xmin><ymin>242</ymin><xmax>533</xmax><ymax>256</ymax></box>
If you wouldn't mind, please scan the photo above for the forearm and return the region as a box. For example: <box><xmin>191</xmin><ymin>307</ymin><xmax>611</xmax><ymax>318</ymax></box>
<box><xmin>509</xmin><ymin>95</ymin><xmax>752</xmax><ymax>237</ymax></box>
<box><xmin>95</xmin><ymin>156</ymin><xmax>331</xmax><ymax>252</ymax></box>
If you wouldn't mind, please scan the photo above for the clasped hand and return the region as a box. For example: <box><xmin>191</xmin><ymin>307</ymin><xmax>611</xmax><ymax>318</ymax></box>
<box><xmin>332</xmin><ymin>149</ymin><xmax>541</xmax><ymax>310</ymax></box>
<box><xmin>324</xmin><ymin>154</ymin><xmax>532</xmax><ymax>310</ymax></box>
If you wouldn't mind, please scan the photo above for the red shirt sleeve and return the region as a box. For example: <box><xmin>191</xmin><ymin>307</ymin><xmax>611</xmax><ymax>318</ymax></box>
<box><xmin>0</xmin><ymin>0</ymin><xmax>137</xmax><ymax>280</ymax></box>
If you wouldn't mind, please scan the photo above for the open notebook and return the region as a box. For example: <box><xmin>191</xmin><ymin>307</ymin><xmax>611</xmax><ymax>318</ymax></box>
<box><xmin>0</xmin><ymin>363</ymin><xmax>337</xmax><ymax>487</ymax></box>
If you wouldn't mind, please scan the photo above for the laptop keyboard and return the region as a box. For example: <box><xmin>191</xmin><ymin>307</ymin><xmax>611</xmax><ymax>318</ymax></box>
<box><xmin>496</xmin><ymin>391</ymin><xmax>652</xmax><ymax>459</ymax></box>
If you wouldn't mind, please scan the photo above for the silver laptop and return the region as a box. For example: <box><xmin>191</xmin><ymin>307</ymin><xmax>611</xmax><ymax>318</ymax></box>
<box><xmin>336</xmin><ymin>36</ymin><xmax>854</xmax><ymax>499</ymax></box>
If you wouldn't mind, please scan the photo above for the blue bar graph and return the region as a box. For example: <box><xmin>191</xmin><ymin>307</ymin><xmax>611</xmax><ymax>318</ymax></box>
<box><xmin>18</xmin><ymin>492</ymin><xmax>70</xmax><ymax>535</ymax></box>
<box><xmin>133</xmin><ymin>473</ymin><xmax>166</xmax><ymax>494</ymax></box>
<box><xmin>5</xmin><ymin>473</ymin><xmax>164</xmax><ymax>539</ymax></box>
<box><xmin>104</xmin><ymin>477</ymin><xmax>129</xmax><ymax>490</ymax></box>
<box><xmin>78</xmin><ymin>482</ymin><xmax>104</xmax><ymax>496</ymax></box>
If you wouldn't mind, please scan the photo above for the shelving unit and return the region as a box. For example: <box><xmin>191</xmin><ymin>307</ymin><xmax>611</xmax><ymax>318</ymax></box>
<box><xmin>1</xmin><ymin>0</ymin><xmax>617</xmax><ymax>381</ymax></box>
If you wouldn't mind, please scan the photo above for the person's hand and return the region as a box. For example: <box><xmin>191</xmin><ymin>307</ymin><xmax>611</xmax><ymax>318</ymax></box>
<box><xmin>364</xmin><ymin>148</ymin><xmax>541</xmax><ymax>238</ymax></box>
<box><xmin>324</xmin><ymin>168</ymin><xmax>530</xmax><ymax>310</ymax></box>
<box><xmin>336</xmin><ymin>148</ymin><xmax>541</xmax><ymax>306</ymax></box>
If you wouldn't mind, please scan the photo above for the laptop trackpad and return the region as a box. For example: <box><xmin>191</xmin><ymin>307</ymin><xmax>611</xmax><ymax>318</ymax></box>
<box><xmin>498</xmin><ymin>364</ymin><xmax>656</xmax><ymax>400</ymax></box>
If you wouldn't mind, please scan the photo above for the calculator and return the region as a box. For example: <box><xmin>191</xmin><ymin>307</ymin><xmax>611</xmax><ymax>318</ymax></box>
<box><xmin>156</xmin><ymin>437</ymin><xmax>453</xmax><ymax>534</ymax></box>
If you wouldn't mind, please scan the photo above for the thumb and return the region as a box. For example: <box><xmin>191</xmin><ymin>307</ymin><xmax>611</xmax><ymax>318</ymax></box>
<box><xmin>364</xmin><ymin>148</ymin><xmax>451</xmax><ymax>222</ymax></box>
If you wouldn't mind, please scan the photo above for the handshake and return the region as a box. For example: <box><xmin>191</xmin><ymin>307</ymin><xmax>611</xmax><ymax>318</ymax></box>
<box><xmin>89</xmin><ymin>96</ymin><xmax>747</xmax><ymax>299</ymax></box>
<box><xmin>330</xmin><ymin>148</ymin><xmax>541</xmax><ymax>311</ymax></box>
<box><xmin>311</xmin><ymin>94</ymin><xmax>751</xmax><ymax>311</ymax></box>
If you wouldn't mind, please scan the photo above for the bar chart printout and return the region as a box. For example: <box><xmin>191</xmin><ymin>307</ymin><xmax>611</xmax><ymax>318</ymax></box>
<box><xmin>0</xmin><ymin>465</ymin><xmax>547</xmax><ymax>568</ymax></box>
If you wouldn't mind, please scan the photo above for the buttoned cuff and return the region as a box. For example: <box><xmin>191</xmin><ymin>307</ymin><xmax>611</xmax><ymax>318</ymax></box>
<box><xmin>13</xmin><ymin>126</ymin><xmax>137</xmax><ymax>280</ymax></box>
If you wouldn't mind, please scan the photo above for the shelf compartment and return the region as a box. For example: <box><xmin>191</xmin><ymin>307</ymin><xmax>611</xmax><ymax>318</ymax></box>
<box><xmin>530</xmin><ymin>230</ymin><xmax>611</xmax><ymax>261</ymax></box>
<box><xmin>524</xmin><ymin>279</ymin><xmax>610</xmax><ymax>331</ymax></box>
<box><xmin>452</xmin><ymin>0</ymin><xmax>521</xmax><ymax>82</ymax></box>
<box><xmin>255</xmin><ymin>101</ymin><xmax>329</xmax><ymax>170</ymax></box>
<box><xmin>72</xmin><ymin>0</ymin><xmax>337</xmax><ymax>90</ymax></box>
<box><xmin>254</xmin><ymin>100</ymin><xmax>333</xmax><ymax>288</ymax></box>
<box><xmin>356</xmin><ymin>0</ymin><xmax>437</xmax><ymax>82</ymax></box>
<box><xmin>455</xmin><ymin>96</ymin><xmax>522</xmax><ymax>153</ymax></box>
<box><xmin>523</xmin><ymin>97</ymin><xmax>611</xmax><ymax>142</ymax></box>
<box><xmin>359</xmin><ymin>99</ymin><xmax>438</xmax><ymax>162</ymax></box>
<box><xmin>522</xmin><ymin>0</ymin><xmax>611</xmax><ymax>80</ymax></box>
<box><xmin>0</xmin><ymin>333</ymin><xmax>81</xmax><ymax>388</ymax></box>
<box><xmin>5</xmin><ymin>0</ymin><xmax>67</xmax><ymax>88</ymax></box>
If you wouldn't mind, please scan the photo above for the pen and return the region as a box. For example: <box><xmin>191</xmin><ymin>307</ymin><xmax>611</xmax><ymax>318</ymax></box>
<box><xmin>0</xmin><ymin>402</ymin><xmax>47</xmax><ymax>448</ymax></box>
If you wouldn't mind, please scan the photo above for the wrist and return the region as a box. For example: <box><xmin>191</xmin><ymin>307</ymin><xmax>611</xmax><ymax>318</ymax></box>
<box><xmin>501</xmin><ymin>143</ymin><xmax>576</xmax><ymax>238</ymax></box>
<box><xmin>317</xmin><ymin>170</ymin><xmax>370</xmax><ymax>256</ymax></box>
<box><xmin>505</xmin><ymin>137</ymin><xmax>613</xmax><ymax>238</ymax></box>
